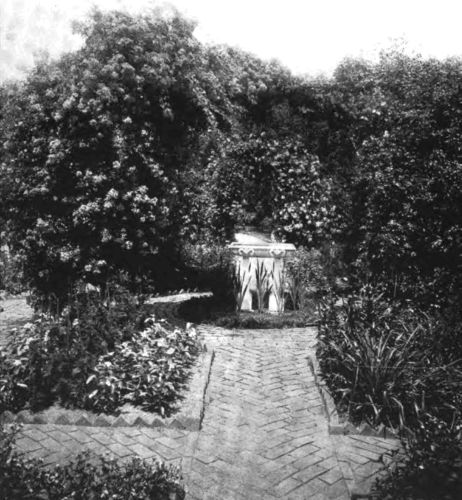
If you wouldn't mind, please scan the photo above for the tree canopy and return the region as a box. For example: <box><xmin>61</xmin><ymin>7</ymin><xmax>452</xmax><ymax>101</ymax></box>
<box><xmin>1</xmin><ymin>10</ymin><xmax>462</xmax><ymax>307</ymax></box>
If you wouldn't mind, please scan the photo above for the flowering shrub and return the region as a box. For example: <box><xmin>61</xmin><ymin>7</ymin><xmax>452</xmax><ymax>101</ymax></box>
<box><xmin>0</xmin><ymin>423</ymin><xmax>184</xmax><ymax>499</ymax></box>
<box><xmin>203</xmin><ymin>133</ymin><xmax>336</xmax><ymax>245</ymax></box>
<box><xmin>0</xmin><ymin>9</ymin><xmax>239</xmax><ymax>302</ymax></box>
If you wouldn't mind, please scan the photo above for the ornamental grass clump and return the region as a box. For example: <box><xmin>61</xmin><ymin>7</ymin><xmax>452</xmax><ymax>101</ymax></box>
<box><xmin>317</xmin><ymin>286</ymin><xmax>431</xmax><ymax>428</ymax></box>
<box><xmin>318</xmin><ymin>284</ymin><xmax>462</xmax><ymax>429</ymax></box>
<box><xmin>254</xmin><ymin>259</ymin><xmax>272</xmax><ymax>313</ymax></box>
<box><xmin>231</xmin><ymin>261</ymin><xmax>251</xmax><ymax>312</ymax></box>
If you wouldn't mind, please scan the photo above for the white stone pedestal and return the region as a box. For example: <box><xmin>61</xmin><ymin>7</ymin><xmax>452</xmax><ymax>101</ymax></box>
<box><xmin>228</xmin><ymin>239</ymin><xmax>296</xmax><ymax>313</ymax></box>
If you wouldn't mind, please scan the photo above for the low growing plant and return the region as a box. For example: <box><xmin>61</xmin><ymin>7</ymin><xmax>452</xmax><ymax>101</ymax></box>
<box><xmin>0</xmin><ymin>422</ymin><xmax>184</xmax><ymax>499</ymax></box>
<box><xmin>213</xmin><ymin>310</ymin><xmax>318</xmax><ymax>329</ymax></box>
<box><xmin>0</xmin><ymin>285</ymin><xmax>200</xmax><ymax>416</ymax></box>
<box><xmin>318</xmin><ymin>284</ymin><xmax>462</xmax><ymax>429</ymax></box>
<box><xmin>374</xmin><ymin>412</ymin><xmax>462</xmax><ymax>500</ymax></box>
<box><xmin>86</xmin><ymin>317</ymin><xmax>200</xmax><ymax>415</ymax></box>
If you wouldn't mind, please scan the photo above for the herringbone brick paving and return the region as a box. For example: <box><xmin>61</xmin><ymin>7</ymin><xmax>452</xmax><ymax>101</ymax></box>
<box><xmin>1</xmin><ymin>297</ymin><xmax>399</xmax><ymax>499</ymax></box>
<box><xmin>186</xmin><ymin>328</ymin><xmax>350</xmax><ymax>499</ymax></box>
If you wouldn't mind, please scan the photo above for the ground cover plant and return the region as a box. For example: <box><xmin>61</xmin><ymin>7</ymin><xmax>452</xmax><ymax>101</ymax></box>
<box><xmin>212</xmin><ymin>310</ymin><xmax>318</xmax><ymax>329</ymax></box>
<box><xmin>0</xmin><ymin>285</ymin><xmax>200</xmax><ymax>416</ymax></box>
<box><xmin>0</xmin><ymin>423</ymin><xmax>185</xmax><ymax>499</ymax></box>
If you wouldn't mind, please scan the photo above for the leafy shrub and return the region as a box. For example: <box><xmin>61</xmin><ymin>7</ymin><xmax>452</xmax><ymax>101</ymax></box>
<box><xmin>181</xmin><ymin>242</ymin><xmax>234</xmax><ymax>304</ymax></box>
<box><xmin>0</xmin><ymin>9</ymin><xmax>240</xmax><ymax>304</ymax></box>
<box><xmin>0</xmin><ymin>423</ymin><xmax>184</xmax><ymax>499</ymax></box>
<box><xmin>0</xmin><ymin>283</ymin><xmax>147</xmax><ymax>412</ymax></box>
<box><xmin>285</xmin><ymin>245</ymin><xmax>349</xmax><ymax>311</ymax></box>
<box><xmin>86</xmin><ymin>317</ymin><xmax>200</xmax><ymax>415</ymax></box>
<box><xmin>202</xmin><ymin>133</ymin><xmax>336</xmax><ymax>245</ymax></box>
<box><xmin>285</xmin><ymin>248</ymin><xmax>327</xmax><ymax>309</ymax></box>
<box><xmin>374</xmin><ymin>413</ymin><xmax>462</xmax><ymax>500</ymax></box>
<box><xmin>0</xmin><ymin>286</ymin><xmax>199</xmax><ymax>415</ymax></box>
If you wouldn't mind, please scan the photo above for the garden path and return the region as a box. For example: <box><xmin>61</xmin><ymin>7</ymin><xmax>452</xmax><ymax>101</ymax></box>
<box><xmin>0</xmin><ymin>294</ymin><xmax>33</xmax><ymax>350</ymax></box>
<box><xmin>1</xmin><ymin>296</ymin><xmax>399</xmax><ymax>499</ymax></box>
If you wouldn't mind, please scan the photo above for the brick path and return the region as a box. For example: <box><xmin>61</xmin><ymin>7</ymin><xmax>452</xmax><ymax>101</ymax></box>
<box><xmin>187</xmin><ymin>327</ymin><xmax>348</xmax><ymax>499</ymax></box>
<box><xmin>1</xmin><ymin>297</ymin><xmax>399</xmax><ymax>499</ymax></box>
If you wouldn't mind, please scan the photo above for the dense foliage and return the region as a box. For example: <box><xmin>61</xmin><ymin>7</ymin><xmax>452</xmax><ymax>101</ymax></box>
<box><xmin>329</xmin><ymin>53</ymin><xmax>462</xmax><ymax>308</ymax></box>
<box><xmin>0</xmin><ymin>288</ymin><xmax>199</xmax><ymax>415</ymax></box>
<box><xmin>0</xmin><ymin>423</ymin><xmax>184</xmax><ymax>500</ymax></box>
<box><xmin>201</xmin><ymin>133</ymin><xmax>335</xmax><ymax>243</ymax></box>
<box><xmin>317</xmin><ymin>287</ymin><xmax>462</xmax><ymax>427</ymax></box>
<box><xmin>0</xmin><ymin>246</ymin><xmax>25</xmax><ymax>295</ymax></box>
<box><xmin>2</xmin><ymin>8</ymin><xmax>462</xmax><ymax>498</ymax></box>
<box><xmin>0</xmin><ymin>9</ymin><xmax>239</xmax><ymax>300</ymax></box>
<box><xmin>317</xmin><ymin>286</ymin><xmax>462</xmax><ymax>498</ymax></box>
<box><xmin>374</xmin><ymin>413</ymin><xmax>462</xmax><ymax>500</ymax></box>
<box><xmin>2</xmin><ymin>11</ymin><xmax>461</xmax><ymax>311</ymax></box>
<box><xmin>86</xmin><ymin>317</ymin><xmax>200</xmax><ymax>415</ymax></box>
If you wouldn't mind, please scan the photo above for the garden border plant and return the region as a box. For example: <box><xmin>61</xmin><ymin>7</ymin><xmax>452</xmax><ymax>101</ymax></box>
<box><xmin>316</xmin><ymin>281</ymin><xmax>462</xmax><ymax>499</ymax></box>
<box><xmin>0</xmin><ymin>422</ymin><xmax>185</xmax><ymax>499</ymax></box>
<box><xmin>0</xmin><ymin>284</ymin><xmax>201</xmax><ymax>418</ymax></box>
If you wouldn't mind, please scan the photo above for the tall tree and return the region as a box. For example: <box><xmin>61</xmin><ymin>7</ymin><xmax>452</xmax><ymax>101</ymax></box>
<box><xmin>0</xmin><ymin>9</ymin><xmax>235</xmax><ymax>298</ymax></box>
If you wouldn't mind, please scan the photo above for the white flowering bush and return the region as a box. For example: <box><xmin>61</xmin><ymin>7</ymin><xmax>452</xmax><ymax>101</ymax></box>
<box><xmin>203</xmin><ymin>133</ymin><xmax>336</xmax><ymax>245</ymax></box>
<box><xmin>0</xmin><ymin>10</ymin><xmax>234</xmax><ymax>301</ymax></box>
